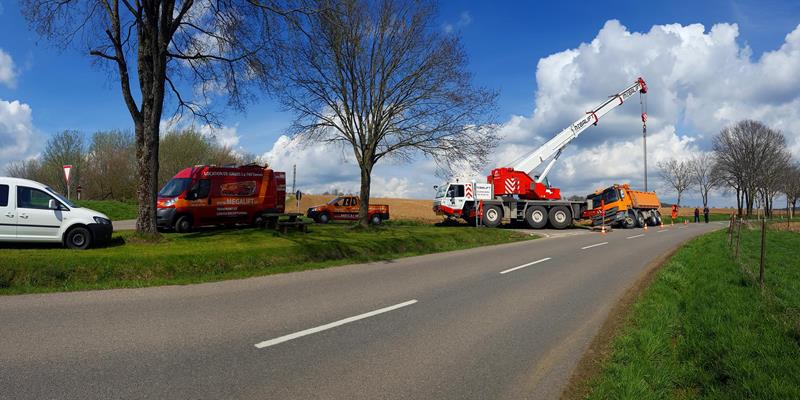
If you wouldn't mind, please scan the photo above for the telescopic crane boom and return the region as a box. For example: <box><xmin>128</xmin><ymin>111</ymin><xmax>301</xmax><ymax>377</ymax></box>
<box><xmin>489</xmin><ymin>77</ymin><xmax>647</xmax><ymax>200</ymax></box>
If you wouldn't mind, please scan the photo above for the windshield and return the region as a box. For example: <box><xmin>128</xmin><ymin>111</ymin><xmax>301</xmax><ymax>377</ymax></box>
<box><xmin>435</xmin><ymin>185</ymin><xmax>449</xmax><ymax>199</ymax></box>
<box><xmin>45</xmin><ymin>187</ymin><xmax>76</xmax><ymax>208</ymax></box>
<box><xmin>159</xmin><ymin>178</ymin><xmax>192</xmax><ymax>197</ymax></box>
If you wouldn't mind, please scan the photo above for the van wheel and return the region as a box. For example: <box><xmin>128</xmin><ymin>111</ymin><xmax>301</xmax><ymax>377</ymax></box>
<box><xmin>253</xmin><ymin>215</ymin><xmax>265</xmax><ymax>228</ymax></box>
<box><xmin>175</xmin><ymin>215</ymin><xmax>193</xmax><ymax>233</ymax></box>
<box><xmin>317</xmin><ymin>213</ymin><xmax>330</xmax><ymax>224</ymax></box>
<box><xmin>482</xmin><ymin>205</ymin><xmax>502</xmax><ymax>228</ymax></box>
<box><xmin>525</xmin><ymin>206</ymin><xmax>548</xmax><ymax>229</ymax></box>
<box><xmin>370</xmin><ymin>215</ymin><xmax>382</xmax><ymax>225</ymax></box>
<box><xmin>65</xmin><ymin>226</ymin><xmax>92</xmax><ymax>250</ymax></box>
<box><xmin>548</xmin><ymin>206</ymin><xmax>572</xmax><ymax>229</ymax></box>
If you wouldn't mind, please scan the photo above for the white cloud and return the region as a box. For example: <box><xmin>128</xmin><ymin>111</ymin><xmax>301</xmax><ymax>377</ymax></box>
<box><xmin>491</xmin><ymin>20</ymin><xmax>800</xmax><ymax>204</ymax></box>
<box><xmin>0</xmin><ymin>48</ymin><xmax>17</xmax><ymax>88</ymax></box>
<box><xmin>254</xmin><ymin>20</ymin><xmax>800</xmax><ymax>204</ymax></box>
<box><xmin>0</xmin><ymin>99</ymin><xmax>39</xmax><ymax>171</ymax></box>
<box><xmin>160</xmin><ymin>115</ymin><xmax>241</xmax><ymax>148</ymax></box>
<box><xmin>443</xmin><ymin>11</ymin><xmax>472</xmax><ymax>33</ymax></box>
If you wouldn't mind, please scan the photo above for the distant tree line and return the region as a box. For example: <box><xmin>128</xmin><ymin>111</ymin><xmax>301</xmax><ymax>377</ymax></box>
<box><xmin>658</xmin><ymin>120</ymin><xmax>798</xmax><ymax>218</ymax></box>
<box><xmin>6</xmin><ymin>129</ymin><xmax>254</xmax><ymax>201</ymax></box>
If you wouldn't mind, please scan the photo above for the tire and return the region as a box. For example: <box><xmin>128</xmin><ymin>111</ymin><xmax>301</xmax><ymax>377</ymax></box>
<box><xmin>317</xmin><ymin>213</ymin><xmax>330</xmax><ymax>224</ymax></box>
<box><xmin>482</xmin><ymin>205</ymin><xmax>502</xmax><ymax>228</ymax></box>
<box><xmin>525</xmin><ymin>206</ymin><xmax>548</xmax><ymax>229</ymax></box>
<box><xmin>622</xmin><ymin>211</ymin><xmax>637</xmax><ymax>229</ymax></box>
<box><xmin>370</xmin><ymin>214</ymin><xmax>382</xmax><ymax>225</ymax></box>
<box><xmin>635</xmin><ymin>211</ymin><xmax>646</xmax><ymax>227</ymax></box>
<box><xmin>252</xmin><ymin>214</ymin><xmax>265</xmax><ymax>228</ymax></box>
<box><xmin>65</xmin><ymin>226</ymin><xmax>92</xmax><ymax>250</ymax></box>
<box><xmin>548</xmin><ymin>206</ymin><xmax>572</xmax><ymax>229</ymax></box>
<box><xmin>174</xmin><ymin>215</ymin><xmax>193</xmax><ymax>233</ymax></box>
<box><xmin>654</xmin><ymin>210</ymin><xmax>662</xmax><ymax>226</ymax></box>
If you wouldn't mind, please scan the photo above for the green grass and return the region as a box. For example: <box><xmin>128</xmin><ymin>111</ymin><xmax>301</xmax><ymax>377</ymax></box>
<box><xmin>0</xmin><ymin>224</ymin><xmax>531</xmax><ymax>295</ymax></box>
<box><xmin>586</xmin><ymin>225</ymin><xmax>800</xmax><ymax>399</ymax></box>
<box><xmin>74</xmin><ymin>199</ymin><xmax>138</xmax><ymax>220</ymax></box>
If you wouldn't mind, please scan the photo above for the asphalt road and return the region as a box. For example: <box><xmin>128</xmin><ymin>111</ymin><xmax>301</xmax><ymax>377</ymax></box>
<box><xmin>0</xmin><ymin>222</ymin><xmax>725</xmax><ymax>400</ymax></box>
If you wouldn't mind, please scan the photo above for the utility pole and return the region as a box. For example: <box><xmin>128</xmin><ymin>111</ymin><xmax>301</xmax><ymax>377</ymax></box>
<box><xmin>292</xmin><ymin>164</ymin><xmax>296</xmax><ymax>196</ymax></box>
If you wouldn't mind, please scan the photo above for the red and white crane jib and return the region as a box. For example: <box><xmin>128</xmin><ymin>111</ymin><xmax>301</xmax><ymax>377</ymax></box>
<box><xmin>509</xmin><ymin>77</ymin><xmax>647</xmax><ymax>184</ymax></box>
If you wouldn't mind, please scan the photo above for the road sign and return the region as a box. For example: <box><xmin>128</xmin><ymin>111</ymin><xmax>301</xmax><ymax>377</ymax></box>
<box><xmin>63</xmin><ymin>165</ymin><xmax>72</xmax><ymax>183</ymax></box>
<box><xmin>474</xmin><ymin>183</ymin><xmax>493</xmax><ymax>200</ymax></box>
<box><xmin>295</xmin><ymin>190</ymin><xmax>302</xmax><ymax>200</ymax></box>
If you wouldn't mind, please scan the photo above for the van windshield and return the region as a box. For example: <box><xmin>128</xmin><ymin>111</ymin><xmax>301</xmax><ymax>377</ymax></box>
<box><xmin>45</xmin><ymin>187</ymin><xmax>76</xmax><ymax>208</ymax></box>
<box><xmin>159</xmin><ymin>178</ymin><xmax>192</xmax><ymax>197</ymax></box>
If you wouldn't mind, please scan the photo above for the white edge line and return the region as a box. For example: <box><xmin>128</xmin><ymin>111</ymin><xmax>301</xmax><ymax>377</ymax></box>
<box><xmin>254</xmin><ymin>299</ymin><xmax>418</xmax><ymax>349</ymax></box>
<box><xmin>626</xmin><ymin>234</ymin><xmax>645</xmax><ymax>239</ymax></box>
<box><xmin>657</xmin><ymin>229</ymin><xmax>667</xmax><ymax>233</ymax></box>
<box><xmin>581</xmin><ymin>242</ymin><xmax>608</xmax><ymax>250</ymax></box>
<box><xmin>499</xmin><ymin>257</ymin><xmax>552</xmax><ymax>275</ymax></box>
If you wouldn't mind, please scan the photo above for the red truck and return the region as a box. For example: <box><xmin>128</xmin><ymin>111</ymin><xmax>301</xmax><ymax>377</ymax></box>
<box><xmin>157</xmin><ymin>164</ymin><xmax>286</xmax><ymax>232</ymax></box>
<box><xmin>306</xmin><ymin>195</ymin><xmax>390</xmax><ymax>225</ymax></box>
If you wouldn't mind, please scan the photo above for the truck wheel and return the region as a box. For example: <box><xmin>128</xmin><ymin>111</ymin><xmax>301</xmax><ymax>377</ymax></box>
<box><xmin>317</xmin><ymin>213</ymin><xmax>330</xmax><ymax>224</ymax></box>
<box><xmin>623</xmin><ymin>212</ymin><xmax>636</xmax><ymax>229</ymax></box>
<box><xmin>175</xmin><ymin>215</ymin><xmax>193</xmax><ymax>233</ymax></box>
<box><xmin>525</xmin><ymin>206</ymin><xmax>548</xmax><ymax>229</ymax></box>
<box><xmin>636</xmin><ymin>211</ymin><xmax>646</xmax><ymax>227</ymax></box>
<box><xmin>65</xmin><ymin>226</ymin><xmax>92</xmax><ymax>250</ymax></box>
<box><xmin>482</xmin><ymin>205</ymin><xmax>502</xmax><ymax>228</ymax></box>
<box><xmin>548</xmin><ymin>206</ymin><xmax>572</xmax><ymax>229</ymax></box>
<box><xmin>252</xmin><ymin>214</ymin><xmax>265</xmax><ymax>228</ymax></box>
<box><xmin>370</xmin><ymin>215</ymin><xmax>382</xmax><ymax>225</ymax></box>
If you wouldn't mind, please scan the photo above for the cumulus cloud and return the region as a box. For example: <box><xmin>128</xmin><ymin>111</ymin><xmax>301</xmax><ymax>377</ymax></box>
<box><xmin>0</xmin><ymin>48</ymin><xmax>17</xmax><ymax>88</ymax></box>
<box><xmin>0</xmin><ymin>99</ymin><xmax>39</xmax><ymax>171</ymax></box>
<box><xmin>492</xmin><ymin>20</ymin><xmax>800</xmax><ymax>202</ymax></box>
<box><xmin>256</xmin><ymin>20</ymin><xmax>800</xmax><ymax>202</ymax></box>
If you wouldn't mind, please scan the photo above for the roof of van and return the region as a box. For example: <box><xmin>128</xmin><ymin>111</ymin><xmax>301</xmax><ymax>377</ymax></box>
<box><xmin>0</xmin><ymin>177</ymin><xmax>50</xmax><ymax>188</ymax></box>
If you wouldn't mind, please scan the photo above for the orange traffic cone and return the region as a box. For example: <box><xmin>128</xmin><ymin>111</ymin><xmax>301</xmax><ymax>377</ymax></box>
<box><xmin>660</xmin><ymin>219</ymin><xmax>664</xmax><ymax>228</ymax></box>
<box><xmin>600</xmin><ymin>224</ymin><xmax>606</xmax><ymax>234</ymax></box>
<box><xmin>643</xmin><ymin>222</ymin><xmax>648</xmax><ymax>231</ymax></box>
<box><xmin>684</xmin><ymin>219</ymin><xmax>688</xmax><ymax>225</ymax></box>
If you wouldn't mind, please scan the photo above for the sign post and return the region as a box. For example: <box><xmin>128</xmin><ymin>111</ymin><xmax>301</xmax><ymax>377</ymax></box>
<box><xmin>63</xmin><ymin>165</ymin><xmax>73</xmax><ymax>200</ymax></box>
<box><xmin>474</xmin><ymin>183</ymin><xmax>493</xmax><ymax>228</ymax></box>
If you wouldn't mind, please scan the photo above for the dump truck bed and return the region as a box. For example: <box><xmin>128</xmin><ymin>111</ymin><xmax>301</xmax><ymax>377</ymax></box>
<box><xmin>628</xmin><ymin>189</ymin><xmax>660</xmax><ymax>209</ymax></box>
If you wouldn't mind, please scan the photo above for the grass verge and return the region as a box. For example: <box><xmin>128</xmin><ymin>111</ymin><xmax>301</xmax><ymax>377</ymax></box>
<box><xmin>579</xmin><ymin>225</ymin><xmax>800</xmax><ymax>399</ymax></box>
<box><xmin>0</xmin><ymin>224</ymin><xmax>531</xmax><ymax>295</ymax></box>
<box><xmin>74</xmin><ymin>199</ymin><xmax>138</xmax><ymax>220</ymax></box>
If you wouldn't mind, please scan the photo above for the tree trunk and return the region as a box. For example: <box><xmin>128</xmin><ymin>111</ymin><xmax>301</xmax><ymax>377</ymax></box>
<box><xmin>358</xmin><ymin>164</ymin><xmax>373</xmax><ymax>228</ymax></box>
<box><xmin>676</xmin><ymin>192</ymin><xmax>682</xmax><ymax>207</ymax></box>
<box><xmin>134</xmin><ymin>119</ymin><xmax>159</xmax><ymax>235</ymax></box>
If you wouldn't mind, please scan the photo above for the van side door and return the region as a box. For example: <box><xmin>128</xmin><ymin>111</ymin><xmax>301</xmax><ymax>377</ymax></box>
<box><xmin>0</xmin><ymin>183</ymin><xmax>15</xmax><ymax>239</ymax></box>
<box><xmin>16</xmin><ymin>186</ymin><xmax>64</xmax><ymax>240</ymax></box>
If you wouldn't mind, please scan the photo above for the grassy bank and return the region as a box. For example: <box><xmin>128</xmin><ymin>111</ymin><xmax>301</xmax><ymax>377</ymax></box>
<box><xmin>74</xmin><ymin>200</ymin><xmax>138</xmax><ymax>220</ymax></box>
<box><xmin>0</xmin><ymin>224</ymin><xmax>530</xmax><ymax>295</ymax></box>
<box><xmin>584</xmin><ymin>225</ymin><xmax>800</xmax><ymax>399</ymax></box>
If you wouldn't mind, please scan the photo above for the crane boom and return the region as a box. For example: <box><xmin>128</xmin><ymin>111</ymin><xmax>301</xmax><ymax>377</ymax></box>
<box><xmin>512</xmin><ymin>77</ymin><xmax>647</xmax><ymax>181</ymax></box>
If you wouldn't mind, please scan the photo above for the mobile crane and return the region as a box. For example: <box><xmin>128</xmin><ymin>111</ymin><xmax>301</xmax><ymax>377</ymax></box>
<box><xmin>433</xmin><ymin>77</ymin><xmax>648</xmax><ymax>229</ymax></box>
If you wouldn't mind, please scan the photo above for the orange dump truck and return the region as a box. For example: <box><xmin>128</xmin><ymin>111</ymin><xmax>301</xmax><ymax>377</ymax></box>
<box><xmin>306</xmin><ymin>195</ymin><xmax>389</xmax><ymax>225</ymax></box>
<box><xmin>582</xmin><ymin>184</ymin><xmax>662</xmax><ymax>228</ymax></box>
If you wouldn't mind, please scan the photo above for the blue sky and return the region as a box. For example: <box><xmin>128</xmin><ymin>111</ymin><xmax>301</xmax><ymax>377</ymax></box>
<box><xmin>2</xmin><ymin>0</ymin><xmax>800</xmax><ymax>204</ymax></box>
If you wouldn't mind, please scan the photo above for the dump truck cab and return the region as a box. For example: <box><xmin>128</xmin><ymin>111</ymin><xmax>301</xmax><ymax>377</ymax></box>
<box><xmin>584</xmin><ymin>184</ymin><xmax>662</xmax><ymax>228</ymax></box>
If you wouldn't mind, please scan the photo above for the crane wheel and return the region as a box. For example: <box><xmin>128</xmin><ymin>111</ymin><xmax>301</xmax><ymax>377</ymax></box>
<box><xmin>548</xmin><ymin>206</ymin><xmax>572</xmax><ymax>230</ymax></box>
<box><xmin>482</xmin><ymin>205</ymin><xmax>503</xmax><ymax>228</ymax></box>
<box><xmin>525</xmin><ymin>206</ymin><xmax>548</xmax><ymax>229</ymax></box>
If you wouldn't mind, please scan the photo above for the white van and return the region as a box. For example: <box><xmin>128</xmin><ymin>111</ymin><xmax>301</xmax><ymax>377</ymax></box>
<box><xmin>0</xmin><ymin>177</ymin><xmax>113</xmax><ymax>249</ymax></box>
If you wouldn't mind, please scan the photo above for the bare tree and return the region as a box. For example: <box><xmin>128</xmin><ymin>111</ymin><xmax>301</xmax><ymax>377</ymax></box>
<box><xmin>271</xmin><ymin>0</ymin><xmax>497</xmax><ymax>226</ymax></box>
<box><xmin>784</xmin><ymin>162</ymin><xmax>800</xmax><ymax>219</ymax></box>
<box><xmin>713</xmin><ymin>120</ymin><xmax>791</xmax><ymax>217</ymax></box>
<box><xmin>657</xmin><ymin>158</ymin><xmax>692</xmax><ymax>207</ymax></box>
<box><xmin>84</xmin><ymin>130</ymin><xmax>137</xmax><ymax>200</ymax></box>
<box><xmin>22</xmin><ymin>0</ymin><xmax>289</xmax><ymax>235</ymax></box>
<box><xmin>689</xmin><ymin>153</ymin><xmax>716</xmax><ymax>208</ymax></box>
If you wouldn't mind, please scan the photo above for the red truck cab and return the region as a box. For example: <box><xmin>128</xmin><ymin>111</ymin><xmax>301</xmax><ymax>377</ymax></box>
<box><xmin>306</xmin><ymin>195</ymin><xmax>390</xmax><ymax>225</ymax></box>
<box><xmin>157</xmin><ymin>165</ymin><xmax>285</xmax><ymax>232</ymax></box>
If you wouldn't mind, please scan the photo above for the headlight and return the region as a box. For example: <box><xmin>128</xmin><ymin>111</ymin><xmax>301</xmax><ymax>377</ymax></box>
<box><xmin>163</xmin><ymin>198</ymin><xmax>177</xmax><ymax>207</ymax></box>
<box><xmin>93</xmin><ymin>216</ymin><xmax>111</xmax><ymax>225</ymax></box>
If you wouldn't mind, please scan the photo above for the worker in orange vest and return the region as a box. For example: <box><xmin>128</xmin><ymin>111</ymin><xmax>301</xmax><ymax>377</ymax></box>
<box><xmin>671</xmin><ymin>204</ymin><xmax>678</xmax><ymax>223</ymax></box>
